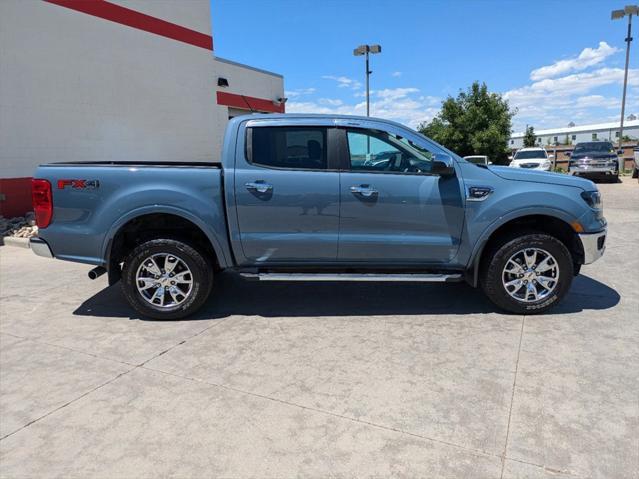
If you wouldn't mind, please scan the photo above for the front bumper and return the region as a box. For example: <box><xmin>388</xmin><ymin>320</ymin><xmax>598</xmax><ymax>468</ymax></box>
<box><xmin>578</xmin><ymin>229</ymin><xmax>606</xmax><ymax>264</ymax></box>
<box><xmin>510</xmin><ymin>163</ymin><xmax>552</xmax><ymax>171</ymax></box>
<box><xmin>570</xmin><ymin>165</ymin><xmax>617</xmax><ymax>175</ymax></box>
<box><xmin>30</xmin><ymin>237</ymin><xmax>54</xmax><ymax>258</ymax></box>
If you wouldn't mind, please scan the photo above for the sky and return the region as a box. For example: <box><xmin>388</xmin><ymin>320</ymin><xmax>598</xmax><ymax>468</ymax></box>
<box><xmin>211</xmin><ymin>0</ymin><xmax>638</xmax><ymax>133</ymax></box>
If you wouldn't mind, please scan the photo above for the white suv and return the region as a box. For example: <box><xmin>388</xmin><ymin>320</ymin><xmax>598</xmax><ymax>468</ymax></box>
<box><xmin>509</xmin><ymin>147</ymin><xmax>552</xmax><ymax>171</ymax></box>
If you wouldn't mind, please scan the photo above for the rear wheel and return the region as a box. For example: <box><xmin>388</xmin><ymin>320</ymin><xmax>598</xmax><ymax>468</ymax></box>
<box><xmin>481</xmin><ymin>233</ymin><xmax>573</xmax><ymax>314</ymax></box>
<box><xmin>121</xmin><ymin>239</ymin><xmax>213</xmax><ymax>319</ymax></box>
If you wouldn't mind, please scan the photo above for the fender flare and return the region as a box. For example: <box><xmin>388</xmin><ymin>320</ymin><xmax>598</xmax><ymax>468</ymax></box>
<box><xmin>467</xmin><ymin>206</ymin><xmax>577</xmax><ymax>287</ymax></box>
<box><xmin>102</xmin><ymin>205</ymin><xmax>230</xmax><ymax>271</ymax></box>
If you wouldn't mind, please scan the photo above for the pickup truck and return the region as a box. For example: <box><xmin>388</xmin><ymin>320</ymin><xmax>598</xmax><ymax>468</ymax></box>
<box><xmin>29</xmin><ymin>114</ymin><xmax>607</xmax><ymax>319</ymax></box>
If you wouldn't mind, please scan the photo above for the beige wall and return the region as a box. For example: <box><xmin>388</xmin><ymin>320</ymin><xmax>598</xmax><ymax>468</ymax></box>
<box><xmin>0</xmin><ymin>0</ymin><xmax>284</xmax><ymax>178</ymax></box>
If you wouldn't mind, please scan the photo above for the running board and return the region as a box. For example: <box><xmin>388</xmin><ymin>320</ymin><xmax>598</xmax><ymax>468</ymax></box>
<box><xmin>240</xmin><ymin>272</ymin><xmax>463</xmax><ymax>282</ymax></box>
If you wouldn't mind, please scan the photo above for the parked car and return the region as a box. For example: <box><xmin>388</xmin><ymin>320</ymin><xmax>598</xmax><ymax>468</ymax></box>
<box><xmin>633</xmin><ymin>147</ymin><xmax>639</xmax><ymax>182</ymax></box>
<box><xmin>568</xmin><ymin>141</ymin><xmax>620</xmax><ymax>182</ymax></box>
<box><xmin>30</xmin><ymin>114</ymin><xmax>607</xmax><ymax>319</ymax></box>
<box><xmin>463</xmin><ymin>155</ymin><xmax>490</xmax><ymax>165</ymax></box>
<box><xmin>509</xmin><ymin>147</ymin><xmax>553</xmax><ymax>171</ymax></box>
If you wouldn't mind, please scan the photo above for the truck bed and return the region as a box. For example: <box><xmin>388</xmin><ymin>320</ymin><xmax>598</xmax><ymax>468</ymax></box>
<box><xmin>34</xmin><ymin>162</ymin><xmax>230</xmax><ymax>267</ymax></box>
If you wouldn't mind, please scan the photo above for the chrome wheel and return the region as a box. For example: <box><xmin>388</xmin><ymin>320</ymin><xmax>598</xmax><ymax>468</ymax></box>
<box><xmin>135</xmin><ymin>253</ymin><xmax>193</xmax><ymax>308</ymax></box>
<box><xmin>502</xmin><ymin>248</ymin><xmax>559</xmax><ymax>303</ymax></box>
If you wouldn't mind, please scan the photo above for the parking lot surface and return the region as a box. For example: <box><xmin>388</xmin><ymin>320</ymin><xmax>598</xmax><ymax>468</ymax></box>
<box><xmin>1</xmin><ymin>179</ymin><xmax>637</xmax><ymax>478</ymax></box>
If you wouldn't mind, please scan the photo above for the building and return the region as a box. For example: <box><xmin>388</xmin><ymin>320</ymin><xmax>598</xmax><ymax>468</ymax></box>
<box><xmin>0</xmin><ymin>0</ymin><xmax>284</xmax><ymax>217</ymax></box>
<box><xmin>510</xmin><ymin>119</ymin><xmax>639</xmax><ymax>150</ymax></box>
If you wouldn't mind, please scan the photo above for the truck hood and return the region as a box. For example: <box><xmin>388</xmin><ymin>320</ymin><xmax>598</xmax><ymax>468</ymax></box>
<box><xmin>488</xmin><ymin>165</ymin><xmax>594</xmax><ymax>190</ymax></box>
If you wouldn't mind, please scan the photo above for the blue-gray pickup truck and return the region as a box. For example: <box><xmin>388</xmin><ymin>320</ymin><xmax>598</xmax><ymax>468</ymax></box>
<box><xmin>30</xmin><ymin>114</ymin><xmax>607</xmax><ymax>319</ymax></box>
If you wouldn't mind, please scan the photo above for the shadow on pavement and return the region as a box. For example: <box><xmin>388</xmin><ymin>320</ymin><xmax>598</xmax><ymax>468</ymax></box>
<box><xmin>73</xmin><ymin>272</ymin><xmax>620</xmax><ymax>321</ymax></box>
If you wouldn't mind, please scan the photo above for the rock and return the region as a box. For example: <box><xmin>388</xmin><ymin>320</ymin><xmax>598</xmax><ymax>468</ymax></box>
<box><xmin>25</xmin><ymin>212</ymin><xmax>36</xmax><ymax>226</ymax></box>
<box><xmin>1</xmin><ymin>215</ymin><xmax>38</xmax><ymax>239</ymax></box>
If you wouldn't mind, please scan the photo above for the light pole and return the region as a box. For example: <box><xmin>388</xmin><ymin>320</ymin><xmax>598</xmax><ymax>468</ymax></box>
<box><xmin>612</xmin><ymin>5</ymin><xmax>638</xmax><ymax>167</ymax></box>
<box><xmin>353</xmin><ymin>44</ymin><xmax>381</xmax><ymax>117</ymax></box>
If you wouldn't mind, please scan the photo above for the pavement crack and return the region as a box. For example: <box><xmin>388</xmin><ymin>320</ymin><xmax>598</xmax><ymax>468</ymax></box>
<box><xmin>0</xmin><ymin>366</ymin><xmax>137</xmax><ymax>442</ymax></box>
<box><xmin>137</xmin><ymin>318</ymin><xmax>229</xmax><ymax>367</ymax></box>
<box><xmin>140</xmin><ymin>364</ymin><xmax>499</xmax><ymax>461</ymax></box>
<box><xmin>500</xmin><ymin>314</ymin><xmax>525</xmax><ymax>479</ymax></box>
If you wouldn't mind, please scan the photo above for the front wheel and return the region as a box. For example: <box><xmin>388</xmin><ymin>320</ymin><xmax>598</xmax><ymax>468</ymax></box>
<box><xmin>121</xmin><ymin>239</ymin><xmax>213</xmax><ymax>319</ymax></box>
<box><xmin>480</xmin><ymin>233</ymin><xmax>573</xmax><ymax>314</ymax></box>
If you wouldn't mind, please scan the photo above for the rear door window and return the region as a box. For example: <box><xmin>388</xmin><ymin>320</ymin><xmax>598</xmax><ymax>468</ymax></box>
<box><xmin>248</xmin><ymin>127</ymin><xmax>328</xmax><ymax>170</ymax></box>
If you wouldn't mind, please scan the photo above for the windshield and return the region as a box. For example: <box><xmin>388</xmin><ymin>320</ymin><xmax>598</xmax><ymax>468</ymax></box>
<box><xmin>573</xmin><ymin>142</ymin><xmax>614</xmax><ymax>155</ymax></box>
<box><xmin>464</xmin><ymin>156</ymin><xmax>487</xmax><ymax>164</ymax></box>
<box><xmin>514</xmin><ymin>150</ymin><xmax>547</xmax><ymax>160</ymax></box>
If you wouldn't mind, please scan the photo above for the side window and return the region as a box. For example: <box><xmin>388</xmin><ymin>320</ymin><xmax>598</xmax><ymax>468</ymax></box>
<box><xmin>249</xmin><ymin>127</ymin><xmax>327</xmax><ymax>170</ymax></box>
<box><xmin>346</xmin><ymin>129</ymin><xmax>433</xmax><ymax>174</ymax></box>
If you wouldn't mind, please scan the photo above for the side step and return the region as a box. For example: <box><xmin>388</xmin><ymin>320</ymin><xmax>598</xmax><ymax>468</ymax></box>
<box><xmin>240</xmin><ymin>272</ymin><xmax>463</xmax><ymax>282</ymax></box>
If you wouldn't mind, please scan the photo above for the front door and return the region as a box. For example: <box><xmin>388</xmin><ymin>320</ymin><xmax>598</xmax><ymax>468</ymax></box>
<box><xmin>338</xmin><ymin>128</ymin><xmax>465</xmax><ymax>264</ymax></box>
<box><xmin>234</xmin><ymin>125</ymin><xmax>340</xmax><ymax>264</ymax></box>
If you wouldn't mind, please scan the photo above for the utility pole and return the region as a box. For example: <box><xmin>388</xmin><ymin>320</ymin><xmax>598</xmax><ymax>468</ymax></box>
<box><xmin>612</xmin><ymin>5</ymin><xmax>638</xmax><ymax>171</ymax></box>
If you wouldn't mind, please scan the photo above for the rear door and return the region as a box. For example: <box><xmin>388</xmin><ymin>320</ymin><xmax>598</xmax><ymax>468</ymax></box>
<box><xmin>233</xmin><ymin>123</ymin><xmax>340</xmax><ymax>264</ymax></box>
<box><xmin>337</xmin><ymin>127</ymin><xmax>465</xmax><ymax>264</ymax></box>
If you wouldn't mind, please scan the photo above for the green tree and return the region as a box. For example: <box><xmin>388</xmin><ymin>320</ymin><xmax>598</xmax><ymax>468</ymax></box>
<box><xmin>418</xmin><ymin>82</ymin><xmax>514</xmax><ymax>164</ymax></box>
<box><xmin>523</xmin><ymin>126</ymin><xmax>536</xmax><ymax>147</ymax></box>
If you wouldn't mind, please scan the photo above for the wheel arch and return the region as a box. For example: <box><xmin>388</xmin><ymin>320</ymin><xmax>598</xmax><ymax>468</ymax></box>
<box><xmin>104</xmin><ymin>208</ymin><xmax>227</xmax><ymax>285</ymax></box>
<box><xmin>467</xmin><ymin>212</ymin><xmax>584</xmax><ymax>287</ymax></box>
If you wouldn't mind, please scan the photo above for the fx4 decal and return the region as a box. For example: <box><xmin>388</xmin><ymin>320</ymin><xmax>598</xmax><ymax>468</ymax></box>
<box><xmin>57</xmin><ymin>179</ymin><xmax>100</xmax><ymax>190</ymax></box>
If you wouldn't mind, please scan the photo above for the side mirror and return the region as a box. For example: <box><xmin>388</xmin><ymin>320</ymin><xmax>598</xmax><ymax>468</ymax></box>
<box><xmin>508</xmin><ymin>155</ymin><xmax>513</xmax><ymax>161</ymax></box>
<box><xmin>431</xmin><ymin>153</ymin><xmax>455</xmax><ymax>176</ymax></box>
<box><xmin>565</xmin><ymin>151</ymin><xmax>571</xmax><ymax>157</ymax></box>
<box><xmin>548</xmin><ymin>154</ymin><xmax>555</xmax><ymax>160</ymax></box>
<box><xmin>617</xmin><ymin>149</ymin><xmax>624</xmax><ymax>155</ymax></box>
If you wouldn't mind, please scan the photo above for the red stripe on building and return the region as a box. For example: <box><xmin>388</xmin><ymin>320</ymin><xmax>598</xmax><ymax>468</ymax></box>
<box><xmin>217</xmin><ymin>91</ymin><xmax>285</xmax><ymax>114</ymax></box>
<box><xmin>44</xmin><ymin>0</ymin><xmax>213</xmax><ymax>51</ymax></box>
<box><xmin>0</xmin><ymin>178</ymin><xmax>33</xmax><ymax>218</ymax></box>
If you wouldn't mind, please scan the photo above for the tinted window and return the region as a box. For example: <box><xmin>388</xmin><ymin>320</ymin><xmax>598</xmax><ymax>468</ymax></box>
<box><xmin>514</xmin><ymin>150</ymin><xmax>547</xmax><ymax>160</ymax></box>
<box><xmin>249</xmin><ymin>127</ymin><xmax>327</xmax><ymax>170</ymax></box>
<box><xmin>346</xmin><ymin>129</ymin><xmax>433</xmax><ymax>174</ymax></box>
<box><xmin>573</xmin><ymin>142</ymin><xmax>614</xmax><ymax>154</ymax></box>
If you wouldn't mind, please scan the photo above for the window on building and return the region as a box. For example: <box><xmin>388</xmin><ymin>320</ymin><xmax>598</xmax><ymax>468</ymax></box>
<box><xmin>615</xmin><ymin>131</ymin><xmax>620</xmax><ymax>138</ymax></box>
<box><xmin>248</xmin><ymin>127</ymin><xmax>328</xmax><ymax>170</ymax></box>
<box><xmin>553</xmin><ymin>136</ymin><xmax>558</xmax><ymax>143</ymax></box>
<box><xmin>346</xmin><ymin>129</ymin><xmax>433</xmax><ymax>174</ymax></box>
<box><xmin>510</xmin><ymin>139</ymin><xmax>514</xmax><ymax>145</ymax></box>
<box><xmin>592</xmin><ymin>133</ymin><xmax>598</xmax><ymax>140</ymax></box>
<box><xmin>572</xmin><ymin>134</ymin><xmax>577</xmax><ymax>140</ymax></box>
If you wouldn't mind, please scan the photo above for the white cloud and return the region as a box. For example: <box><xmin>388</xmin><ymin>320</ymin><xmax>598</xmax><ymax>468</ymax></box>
<box><xmin>318</xmin><ymin>98</ymin><xmax>343</xmax><ymax>106</ymax></box>
<box><xmin>391</xmin><ymin>71</ymin><xmax>402</xmax><ymax>77</ymax></box>
<box><xmin>322</xmin><ymin>75</ymin><xmax>362</xmax><ymax>90</ymax></box>
<box><xmin>285</xmin><ymin>87</ymin><xmax>316</xmax><ymax>98</ymax></box>
<box><xmin>375</xmin><ymin>87</ymin><xmax>419</xmax><ymax>99</ymax></box>
<box><xmin>530</xmin><ymin>41</ymin><xmax>619</xmax><ymax>81</ymax></box>
<box><xmin>505</xmin><ymin>63</ymin><xmax>639</xmax><ymax>129</ymax></box>
<box><xmin>287</xmin><ymin>87</ymin><xmax>440</xmax><ymax>128</ymax></box>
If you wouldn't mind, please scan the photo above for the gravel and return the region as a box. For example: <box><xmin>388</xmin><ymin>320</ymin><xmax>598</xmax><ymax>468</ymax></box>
<box><xmin>1</xmin><ymin>213</ymin><xmax>38</xmax><ymax>238</ymax></box>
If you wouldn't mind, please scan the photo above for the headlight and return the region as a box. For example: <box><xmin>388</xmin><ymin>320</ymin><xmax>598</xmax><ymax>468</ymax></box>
<box><xmin>581</xmin><ymin>190</ymin><xmax>602</xmax><ymax>209</ymax></box>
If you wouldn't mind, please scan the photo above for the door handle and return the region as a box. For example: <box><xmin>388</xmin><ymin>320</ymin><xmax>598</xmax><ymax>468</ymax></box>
<box><xmin>350</xmin><ymin>185</ymin><xmax>378</xmax><ymax>198</ymax></box>
<box><xmin>245</xmin><ymin>181</ymin><xmax>273</xmax><ymax>193</ymax></box>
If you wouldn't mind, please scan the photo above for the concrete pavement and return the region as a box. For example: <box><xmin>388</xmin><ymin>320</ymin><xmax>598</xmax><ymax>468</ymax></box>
<box><xmin>0</xmin><ymin>180</ymin><xmax>637</xmax><ymax>478</ymax></box>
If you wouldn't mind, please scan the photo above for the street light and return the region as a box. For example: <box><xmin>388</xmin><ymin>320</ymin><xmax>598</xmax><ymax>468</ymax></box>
<box><xmin>611</xmin><ymin>5</ymin><xmax>638</xmax><ymax>162</ymax></box>
<box><xmin>353</xmin><ymin>44</ymin><xmax>382</xmax><ymax>117</ymax></box>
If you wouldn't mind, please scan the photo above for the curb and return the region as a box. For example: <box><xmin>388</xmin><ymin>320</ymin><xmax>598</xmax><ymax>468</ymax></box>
<box><xmin>2</xmin><ymin>237</ymin><xmax>31</xmax><ymax>249</ymax></box>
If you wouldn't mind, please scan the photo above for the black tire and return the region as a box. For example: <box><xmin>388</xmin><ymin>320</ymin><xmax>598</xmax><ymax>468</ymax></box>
<box><xmin>480</xmin><ymin>232</ymin><xmax>573</xmax><ymax>314</ymax></box>
<box><xmin>121</xmin><ymin>239</ymin><xmax>213</xmax><ymax>319</ymax></box>
<box><xmin>632</xmin><ymin>167</ymin><xmax>638</xmax><ymax>179</ymax></box>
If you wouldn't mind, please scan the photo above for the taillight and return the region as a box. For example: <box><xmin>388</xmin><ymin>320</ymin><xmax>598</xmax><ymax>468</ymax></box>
<box><xmin>31</xmin><ymin>179</ymin><xmax>53</xmax><ymax>228</ymax></box>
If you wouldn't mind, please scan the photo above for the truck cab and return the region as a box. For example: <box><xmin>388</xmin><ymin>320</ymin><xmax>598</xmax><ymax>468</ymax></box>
<box><xmin>30</xmin><ymin>114</ymin><xmax>607</xmax><ymax>319</ymax></box>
